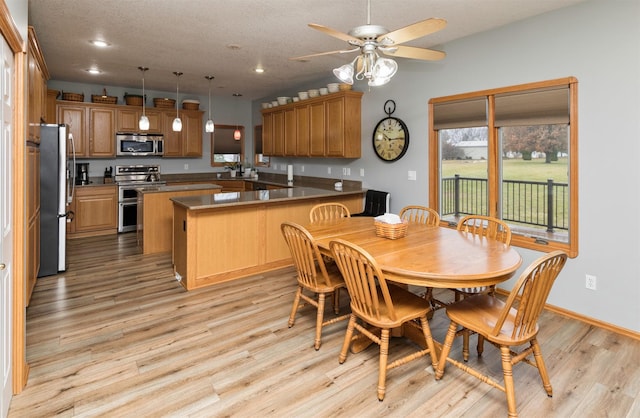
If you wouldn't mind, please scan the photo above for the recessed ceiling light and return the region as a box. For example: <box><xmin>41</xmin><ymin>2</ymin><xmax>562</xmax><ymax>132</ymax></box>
<box><xmin>90</xmin><ymin>40</ymin><xmax>110</xmax><ymax>47</ymax></box>
<box><xmin>254</xmin><ymin>68</ymin><xmax>265</xmax><ymax>74</ymax></box>
<box><xmin>87</xmin><ymin>68</ymin><xmax>101</xmax><ymax>75</ymax></box>
<box><xmin>232</xmin><ymin>93</ymin><xmax>243</xmax><ymax>97</ymax></box>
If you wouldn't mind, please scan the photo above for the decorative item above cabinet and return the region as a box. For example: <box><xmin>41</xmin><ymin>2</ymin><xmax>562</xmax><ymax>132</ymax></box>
<box><xmin>260</xmin><ymin>90</ymin><xmax>363</xmax><ymax>158</ymax></box>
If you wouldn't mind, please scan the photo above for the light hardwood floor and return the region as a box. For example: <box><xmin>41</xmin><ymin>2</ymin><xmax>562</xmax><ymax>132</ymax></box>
<box><xmin>9</xmin><ymin>233</ymin><xmax>640</xmax><ymax>417</ymax></box>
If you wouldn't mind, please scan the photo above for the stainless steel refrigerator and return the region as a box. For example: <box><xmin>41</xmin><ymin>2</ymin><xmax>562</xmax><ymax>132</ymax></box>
<box><xmin>38</xmin><ymin>124</ymin><xmax>75</xmax><ymax>277</ymax></box>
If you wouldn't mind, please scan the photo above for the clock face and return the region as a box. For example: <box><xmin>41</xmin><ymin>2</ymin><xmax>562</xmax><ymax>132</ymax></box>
<box><xmin>373</xmin><ymin>117</ymin><xmax>409</xmax><ymax>162</ymax></box>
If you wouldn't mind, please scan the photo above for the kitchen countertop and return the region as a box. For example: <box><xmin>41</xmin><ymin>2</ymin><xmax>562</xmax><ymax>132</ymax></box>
<box><xmin>171</xmin><ymin>186</ymin><xmax>364</xmax><ymax>210</ymax></box>
<box><xmin>136</xmin><ymin>184</ymin><xmax>222</xmax><ymax>194</ymax></box>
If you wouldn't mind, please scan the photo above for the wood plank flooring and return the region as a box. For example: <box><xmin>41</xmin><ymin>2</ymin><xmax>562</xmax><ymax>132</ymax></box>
<box><xmin>9</xmin><ymin>233</ymin><xmax>640</xmax><ymax>417</ymax></box>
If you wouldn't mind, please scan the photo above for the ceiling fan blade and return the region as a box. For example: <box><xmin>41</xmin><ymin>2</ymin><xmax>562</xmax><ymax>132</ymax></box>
<box><xmin>381</xmin><ymin>45</ymin><xmax>446</xmax><ymax>61</ymax></box>
<box><xmin>308</xmin><ymin>23</ymin><xmax>362</xmax><ymax>44</ymax></box>
<box><xmin>290</xmin><ymin>48</ymin><xmax>359</xmax><ymax>61</ymax></box>
<box><xmin>377</xmin><ymin>18</ymin><xmax>447</xmax><ymax>45</ymax></box>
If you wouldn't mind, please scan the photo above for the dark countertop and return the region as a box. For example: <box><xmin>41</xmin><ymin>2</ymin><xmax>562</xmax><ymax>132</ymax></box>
<box><xmin>171</xmin><ymin>186</ymin><xmax>364</xmax><ymax>210</ymax></box>
<box><xmin>136</xmin><ymin>184</ymin><xmax>222</xmax><ymax>194</ymax></box>
<box><xmin>161</xmin><ymin>172</ymin><xmax>362</xmax><ymax>192</ymax></box>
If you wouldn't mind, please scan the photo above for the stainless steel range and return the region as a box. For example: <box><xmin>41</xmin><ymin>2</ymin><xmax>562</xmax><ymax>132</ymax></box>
<box><xmin>115</xmin><ymin>165</ymin><xmax>165</xmax><ymax>232</ymax></box>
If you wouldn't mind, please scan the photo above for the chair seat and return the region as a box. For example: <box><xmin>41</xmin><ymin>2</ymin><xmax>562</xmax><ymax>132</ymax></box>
<box><xmin>446</xmin><ymin>294</ymin><xmax>539</xmax><ymax>346</ymax></box>
<box><xmin>305</xmin><ymin>262</ymin><xmax>345</xmax><ymax>293</ymax></box>
<box><xmin>351</xmin><ymin>284</ymin><xmax>431</xmax><ymax>329</ymax></box>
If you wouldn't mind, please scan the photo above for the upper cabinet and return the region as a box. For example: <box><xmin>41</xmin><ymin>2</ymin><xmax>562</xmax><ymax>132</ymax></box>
<box><xmin>57</xmin><ymin>102</ymin><xmax>116</xmax><ymax>158</ymax></box>
<box><xmin>27</xmin><ymin>26</ymin><xmax>50</xmax><ymax>144</ymax></box>
<box><xmin>261</xmin><ymin>91</ymin><xmax>362</xmax><ymax>158</ymax></box>
<box><xmin>162</xmin><ymin>109</ymin><xmax>203</xmax><ymax>157</ymax></box>
<box><xmin>56</xmin><ymin>102</ymin><xmax>203</xmax><ymax>158</ymax></box>
<box><xmin>116</xmin><ymin>107</ymin><xmax>163</xmax><ymax>134</ymax></box>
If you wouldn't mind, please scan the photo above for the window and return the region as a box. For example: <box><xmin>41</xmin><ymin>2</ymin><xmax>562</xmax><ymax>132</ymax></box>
<box><xmin>254</xmin><ymin>125</ymin><xmax>270</xmax><ymax>167</ymax></box>
<box><xmin>211</xmin><ymin>124</ymin><xmax>244</xmax><ymax>167</ymax></box>
<box><xmin>429</xmin><ymin>77</ymin><xmax>578</xmax><ymax>257</ymax></box>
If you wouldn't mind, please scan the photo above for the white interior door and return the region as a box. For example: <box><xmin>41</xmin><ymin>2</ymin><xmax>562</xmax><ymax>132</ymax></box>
<box><xmin>0</xmin><ymin>34</ymin><xmax>15</xmax><ymax>418</ymax></box>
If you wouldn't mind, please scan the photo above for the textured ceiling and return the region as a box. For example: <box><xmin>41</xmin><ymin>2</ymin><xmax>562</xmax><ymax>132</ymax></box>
<box><xmin>28</xmin><ymin>0</ymin><xmax>586</xmax><ymax>100</ymax></box>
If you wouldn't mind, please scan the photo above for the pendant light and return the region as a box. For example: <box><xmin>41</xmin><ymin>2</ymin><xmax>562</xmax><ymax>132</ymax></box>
<box><xmin>138</xmin><ymin>66</ymin><xmax>149</xmax><ymax>130</ymax></box>
<box><xmin>204</xmin><ymin>75</ymin><xmax>215</xmax><ymax>133</ymax></box>
<box><xmin>172</xmin><ymin>71</ymin><xmax>183</xmax><ymax>132</ymax></box>
<box><xmin>233</xmin><ymin>93</ymin><xmax>242</xmax><ymax>140</ymax></box>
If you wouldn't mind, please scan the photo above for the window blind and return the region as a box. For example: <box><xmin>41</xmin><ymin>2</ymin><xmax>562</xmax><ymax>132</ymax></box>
<box><xmin>215</xmin><ymin>127</ymin><xmax>242</xmax><ymax>154</ymax></box>
<box><xmin>494</xmin><ymin>87</ymin><xmax>569</xmax><ymax>126</ymax></box>
<box><xmin>433</xmin><ymin>97</ymin><xmax>487</xmax><ymax>129</ymax></box>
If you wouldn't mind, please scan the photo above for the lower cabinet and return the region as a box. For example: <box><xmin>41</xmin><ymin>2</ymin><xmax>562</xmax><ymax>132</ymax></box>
<box><xmin>69</xmin><ymin>185</ymin><xmax>118</xmax><ymax>238</ymax></box>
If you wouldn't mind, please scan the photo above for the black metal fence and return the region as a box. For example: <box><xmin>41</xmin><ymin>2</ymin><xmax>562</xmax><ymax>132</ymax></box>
<box><xmin>442</xmin><ymin>175</ymin><xmax>569</xmax><ymax>232</ymax></box>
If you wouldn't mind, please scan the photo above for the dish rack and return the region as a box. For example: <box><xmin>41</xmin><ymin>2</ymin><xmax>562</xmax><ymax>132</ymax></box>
<box><xmin>374</xmin><ymin>220</ymin><xmax>408</xmax><ymax>240</ymax></box>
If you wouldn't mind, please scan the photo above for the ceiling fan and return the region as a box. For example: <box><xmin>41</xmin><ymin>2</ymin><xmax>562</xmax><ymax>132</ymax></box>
<box><xmin>290</xmin><ymin>0</ymin><xmax>446</xmax><ymax>86</ymax></box>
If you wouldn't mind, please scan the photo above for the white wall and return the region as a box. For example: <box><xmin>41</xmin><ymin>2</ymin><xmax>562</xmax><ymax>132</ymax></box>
<box><xmin>259</xmin><ymin>0</ymin><xmax>640</xmax><ymax>332</ymax></box>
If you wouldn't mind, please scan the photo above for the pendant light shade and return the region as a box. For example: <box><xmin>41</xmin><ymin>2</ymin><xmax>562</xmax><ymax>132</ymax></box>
<box><xmin>205</xmin><ymin>75</ymin><xmax>215</xmax><ymax>133</ymax></box>
<box><xmin>138</xmin><ymin>66</ymin><xmax>149</xmax><ymax>130</ymax></box>
<box><xmin>233</xmin><ymin>128</ymin><xmax>241</xmax><ymax>140</ymax></box>
<box><xmin>172</xmin><ymin>71</ymin><xmax>183</xmax><ymax>132</ymax></box>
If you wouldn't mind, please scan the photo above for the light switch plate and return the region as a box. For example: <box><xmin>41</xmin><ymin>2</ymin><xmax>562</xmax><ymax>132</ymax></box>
<box><xmin>408</xmin><ymin>170</ymin><xmax>417</xmax><ymax>181</ymax></box>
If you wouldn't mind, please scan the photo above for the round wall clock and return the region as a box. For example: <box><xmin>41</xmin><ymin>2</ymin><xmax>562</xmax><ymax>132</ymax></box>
<box><xmin>372</xmin><ymin>100</ymin><xmax>409</xmax><ymax>162</ymax></box>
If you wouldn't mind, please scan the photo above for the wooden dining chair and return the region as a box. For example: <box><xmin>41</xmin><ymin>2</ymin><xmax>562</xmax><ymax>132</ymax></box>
<box><xmin>309</xmin><ymin>202</ymin><xmax>351</xmax><ymax>223</ymax></box>
<box><xmin>399</xmin><ymin>205</ymin><xmax>443</xmax><ymax>312</ymax></box>
<box><xmin>329</xmin><ymin>238</ymin><xmax>438</xmax><ymax>401</ymax></box>
<box><xmin>454</xmin><ymin>214</ymin><xmax>513</xmax><ymax>359</ymax></box>
<box><xmin>455</xmin><ymin>214</ymin><xmax>512</xmax><ymax>299</ymax></box>
<box><xmin>435</xmin><ymin>250</ymin><xmax>568</xmax><ymax>418</ymax></box>
<box><xmin>399</xmin><ymin>205</ymin><xmax>440</xmax><ymax>226</ymax></box>
<box><xmin>281</xmin><ymin>221</ymin><xmax>350</xmax><ymax>350</ymax></box>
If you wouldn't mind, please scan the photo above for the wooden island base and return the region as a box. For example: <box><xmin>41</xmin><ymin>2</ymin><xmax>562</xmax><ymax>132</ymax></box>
<box><xmin>172</xmin><ymin>189</ymin><xmax>363</xmax><ymax>290</ymax></box>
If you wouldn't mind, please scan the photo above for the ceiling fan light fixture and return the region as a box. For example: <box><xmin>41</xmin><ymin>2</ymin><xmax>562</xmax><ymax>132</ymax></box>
<box><xmin>372</xmin><ymin>57</ymin><xmax>398</xmax><ymax>79</ymax></box>
<box><xmin>368</xmin><ymin>75</ymin><xmax>392</xmax><ymax>87</ymax></box>
<box><xmin>333</xmin><ymin>63</ymin><xmax>354</xmax><ymax>85</ymax></box>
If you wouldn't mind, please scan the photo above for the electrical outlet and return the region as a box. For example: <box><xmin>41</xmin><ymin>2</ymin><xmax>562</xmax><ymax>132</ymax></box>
<box><xmin>183</xmin><ymin>163</ymin><xmax>189</xmax><ymax>170</ymax></box>
<box><xmin>360</xmin><ymin>168</ymin><xmax>365</xmax><ymax>177</ymax></box>
<box><xmin>301</xmin><ymin>165</ymin><xmax>305</xmax><ymax>172</ymax></box>
<box><xmin>342</xmin><ymin>167</ymin><xmax>350</xmax><ymax>176</ymax></box>
<box><xmin>327</xmin><ymin>167</ymin><xmax>331</xmax><ymax>174</ymax></box>
<box><xmin>585</xmin><ymin>274</ymin><xmax>596</xmax><ymax>290</ymax></box>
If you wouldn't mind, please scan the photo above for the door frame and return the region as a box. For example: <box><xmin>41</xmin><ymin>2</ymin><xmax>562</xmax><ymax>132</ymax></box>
<box><xmin>0</xmin><ymin>1</ymin><xmax>28</xmax><ymax>396</ymax></box>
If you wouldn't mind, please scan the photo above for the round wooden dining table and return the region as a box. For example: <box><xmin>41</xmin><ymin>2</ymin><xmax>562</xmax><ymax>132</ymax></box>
<box><xmin>305</xmin><ymin>217</ymin><xmax>523</xmax><ymax>289</ymax></box>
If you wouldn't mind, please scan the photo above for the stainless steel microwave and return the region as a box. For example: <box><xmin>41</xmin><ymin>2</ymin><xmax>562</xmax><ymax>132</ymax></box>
<box><xmin>116</xmin><ymin>133</ymin><xmax>164</xmax><ymax>157</ymax></box>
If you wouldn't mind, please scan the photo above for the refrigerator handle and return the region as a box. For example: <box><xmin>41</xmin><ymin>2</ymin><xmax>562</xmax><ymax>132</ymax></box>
<box><xmin>68</xmin><ymin>132</ymin><xmax>76</xmax><ymax>204</ymax></box>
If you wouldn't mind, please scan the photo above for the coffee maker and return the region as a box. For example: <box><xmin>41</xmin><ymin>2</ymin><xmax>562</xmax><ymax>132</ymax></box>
<box><xmin>76</xmin><ymin>163</ymin><xmax>89</xmax><ymax>185</ymax></box>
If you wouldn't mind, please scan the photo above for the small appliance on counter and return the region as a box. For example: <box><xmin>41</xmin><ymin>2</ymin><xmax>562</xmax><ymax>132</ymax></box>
<box><xmin>104</xmin><ymin>166</ymin><xmax>113</xmax><ymax>184</ymax></box>
<box><xmin>76</xmin><ymin>163</ymin><xmax>89</xmax><ymax>185</ymax></box>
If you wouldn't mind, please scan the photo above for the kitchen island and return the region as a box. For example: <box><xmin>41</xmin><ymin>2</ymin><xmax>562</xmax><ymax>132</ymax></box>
<box><xmin>137</xmin><ymin>183</ymin><xmax>222</xmax><ymax>254</ymax></box>
<box><xmin>171</xmin><ymin>186</ymin><xmax>364</xmax><ymax>290</ymax></box>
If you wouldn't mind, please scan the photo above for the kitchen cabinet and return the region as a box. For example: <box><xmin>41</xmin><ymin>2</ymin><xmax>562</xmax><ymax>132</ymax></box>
<box><xmin>89</xmin><ymin>107</ymin><xmax>116</xmax><ymax>157</ymax></box>
<box><xmin>26</xmin><ymin>145</ymin><xmax>40</xmax><ymax>304</ymax></box>
<box><xmin>162</xmin><ymin>110</ymin><xmax>204</xmax><ymax>157</ymax></box>
<box><xmin>116</xmin><ymin>107</ymin><xmax>163</xmax><ymax>133</ymax></box>
<box><xmin>27</xmin><ymin>26</ymin><xmax>49</xmax><ymax>144</ymax></box>
<box><xmin>261</xmin><ymin>91</ymin><xmax>362</xmax><ymax>158</ymax></box>
<box><xmin>57</xmin><ymin>102</ymin><xmax>116</xmax><ymax>158</ymax></box>
<box><xmin>69</xmin><ymin>185</ymin><xmax>118</xmax><ymax>237</ymax></box>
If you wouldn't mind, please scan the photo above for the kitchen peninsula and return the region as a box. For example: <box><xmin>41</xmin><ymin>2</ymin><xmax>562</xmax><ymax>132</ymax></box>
<box><xmin>137</xmin><ymin>183</ymin><xmax>222</xmax><ymax>255</ymax></box>
<box><xmin>171</xmin><ymin>186</ymin><xmax>364</xmax><ymax>290</ymax></box>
